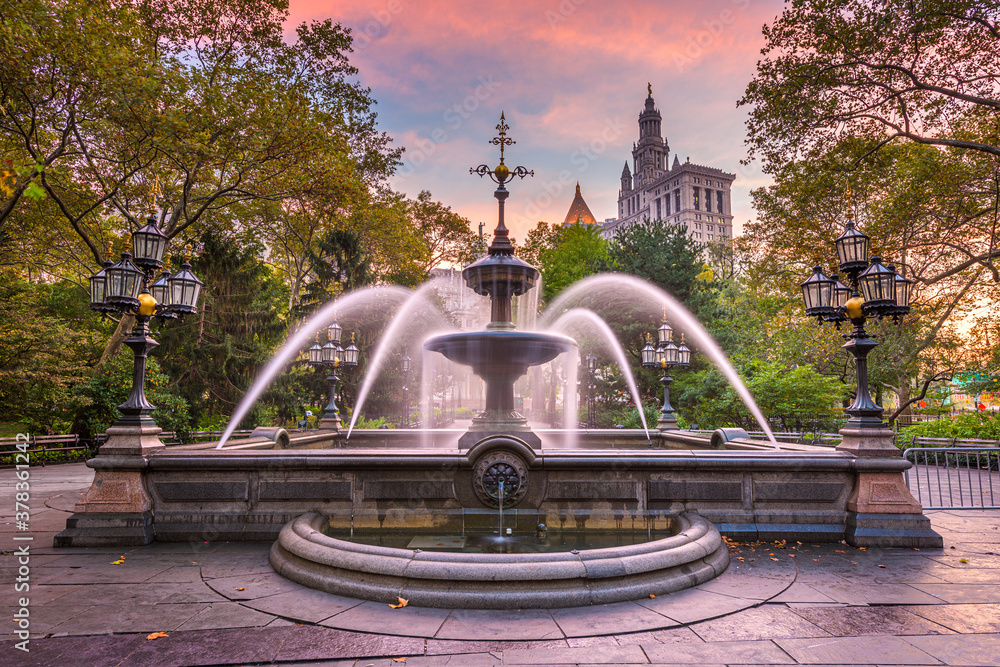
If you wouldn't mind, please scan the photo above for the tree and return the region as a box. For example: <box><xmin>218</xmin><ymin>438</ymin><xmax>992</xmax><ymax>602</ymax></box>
<box><xmin>741</xmin><ymin>0</ymin><xmax>1000</xmax><ymax>175</ymax></box>
<box><xmin>538</xmin><ymin>224</ymin><xmax>607</xmax><ymax>302</ymax></box>
<box><xmin>295</xmin><ymin>228</ymin><xmax>373</xmax><ymax>317</ymax></box>
<box><xmin>406</xmin><ymin>190</ymin><xmax>481</xmax><ymax>272</ymax></box>
<box><xmin>155</xmin><ymin>229</ymin><xmax>288</xmax><ymax>427</ymax></box>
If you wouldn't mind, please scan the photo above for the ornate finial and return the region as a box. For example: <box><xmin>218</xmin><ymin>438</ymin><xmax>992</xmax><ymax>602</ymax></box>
<box><xmin>491</xmin><ymin>111</ymin><xmax>514</xmax><ymax>166</ymax></box>
<box><xmin>647</xmin><ymin>82</ymin><xmax>652</xmax><ymax>97</ymax></box>
<box><xmin>575</xmin><ymin>182</ymin><xmax>580</xmax><ymax>194</ymax></box>
<box><xmin>470</xmin><ymin>112</ymin><xmax>533</xmax><ymax>188</ymax></box>
<box><xmin>183</xmin><ymin>243</ymin><xmax>192</xmax><ymax>262</ymax></box>
<box><xmin>662</xmin><ymin>305</ymin><xmax>667</xmax><ymax>321</ymax></box>
<box><xmin>845</xmin><ymin>182</ymin><xmax>854</xmax><ymax>220</ymax></box>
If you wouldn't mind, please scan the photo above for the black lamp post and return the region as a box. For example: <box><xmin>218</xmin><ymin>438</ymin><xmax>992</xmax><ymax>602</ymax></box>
<box><xmin>584</xmin><ymin>353</ymin><xmax>597</xmax><ymax>428</ymax></box>
<box><xmin>642</xmin><ymin>313</ymin><xmax>690</xmax><ymax>430</ymax></box>
<box><xmin>87</xmin><ymin>215</ymin><xmax>203</xmax><ymax>429</ymax></box>
<box><xmin>801</xmin><ymin>203</ymin><xmax>911</xmax><ymax>430</ymax></box>
<box><xmin>400</xmin><ymin>353</ymin><xmax>412</xmax><ymax>428</ymax></box>
<box><xmin>309</xmin><ymin>321</ymin><xmax>360</xmax><ymax>431</ymax></box>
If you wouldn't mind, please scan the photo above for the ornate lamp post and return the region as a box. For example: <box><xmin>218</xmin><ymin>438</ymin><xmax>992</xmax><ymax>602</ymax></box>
<box><xmin>642</xmin><ymin>312</ymin><xmax>690</xmax><ymax>430</ymax></box>
<box><xmin>400</xmin><ymin>353</ymin><xmax>412</xmax><ymax>428</ymax></box>
<box><xmin>309</xmin><ymin>321</ymin><xmax>361</xmax><ymax>431</ymax></box>
<box><xmin>584</xmin><ymin>353</ymin><xmax>598</xmax><ymax>428</ymax></box>
<box><xmin>800</xmin><ymin>200</ymin><xmax>911</xmax><ymax>444</ymax></box>
<box><xmin>87</xmin><ymin>216</ymin><xmax>203</xmax><ymax>432</ymax></box>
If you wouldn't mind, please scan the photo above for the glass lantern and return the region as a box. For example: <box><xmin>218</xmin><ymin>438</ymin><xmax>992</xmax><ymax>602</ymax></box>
<box><xmin>401</xmin><ymin>353</ymin><xmax>412</xmax><ymax>374</ymax></box>
<box><xmin>585</xmin><ymin>353</ymin><xmax>597</xmax><ymax>373</ymax></box>
<box><xmin>321</xmin><ymin>339</ymin><xmax>337</xmax><ymax>364</ymax></box>
<box><xmin>327</xmin><ymin>320</ymin><xmax>343</xmax><ymax>347</ymax></box>
<box><xmin>167</xmin><ymin>260</ymin><xmax>203</xmax><ymax>315</ymax></box>
<box><xmin>676</xmin><ymin>335</ymin><xmax>691</xmax><ymax>367</ymax></box>
<box><xmin>150</xmin><ymin>269</ymin><xmax>171</xmax><ymax>309</ymax></box>
<box><xmin>657</xmin><ymin>319</ymin><xmax>673</xmax><ymax>345</ymax></box>
<box><xmin>858</xmin><ymin>256</ymin><xmax>897</xmax><ymax>314</ymax></box>
<box><xmin>105</xmin><ymin>251</ymin><xmax>144</xmax><ymax>309</ymax></box>
<box><xmin>892</xmin><ymin>266</ymin><xmax>913</xmax><ymax>317</ymax></box>
<box><xmin>342</xmin><ymin>334</ymin><xmax>360</xmax><ymax>366</ymax></box>
<box><xmin>801</xmin><ymin>265</ymin><xmax>835</xmax><ymax>317</ymax></box>
<box><xmin>661</xmin><ymin>338</ymin><xmax>679</xmax><ymax>366</ymax></box>
<box><xmin>641</xmin><ymin>335</ymin><xmax>658</xmax><ymax>367</ymax></box>
<box><xmin>834</xmin><ymin>219</ymin><xmax>870</xmax><ymax>273</ymax></box>
<box><xmin>88</xmin><ymin>259</ymin><xmax>116</xmax><ymax>313</ymax></box>
<box><xmin>132</xmin><ymin>215</ymin><xmax>169</xmax><ymax>271</ymax></box>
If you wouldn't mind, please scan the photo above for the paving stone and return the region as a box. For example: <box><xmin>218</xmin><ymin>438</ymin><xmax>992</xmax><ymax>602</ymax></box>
<box><xmin>406</xmin><ymin>654</ymin><xmax>501</xmax><ymax>666</ymax></box>
<box><xmin>904</xmin><ymin>603</ymin><xmax>1000</xmax><ymax>633</ymax></box>
<box><xmin>612</xmin><ymin>625</ymin><xmax>703</xmax><ymax>645</ymax></box>
<box><xmin>144</xmin><ymin>565</ymin><xmax>205</xmax><ymax>583</ymax></box>
<box><xmin>642</xmin><ymin>638</ymin><xmax>791</xmax><ymax>664</ymax></box>
<box><xmin>776</xmin><ymin>635</ymin><xmax>942</xmax><ymax>664</ymax></box>
<box><xmin>565</xmin><ymin>635</ymin><xmax>622</xmax><ymax>647</ymax></box>
<box><xmin>770</xmin><ymin>582</ymin><xmax>839</xmax><ymax>603</ymax></box>
<box><xmin>502</xmin><ymin>645</ymin><xmax>648</xmax><ymax>664</ymax></box>
<box><xmin>205</xmin><ymin>571</ymin><xmax>308</xmax><ymax>600</ymax></box>
<box><xmin>0</xmin><ymin>604</ymin><xmax>92</xmax><ymax>635</ymax></box>
<box><xmin>118</xmin><ymin>626</ymin><xmax>282</xmax><ymax>666</ymax></box>
<box><xmin>271</xmin><ymin>625</ymin><xmax>424</xmax><ymax>662</ymax></box>
<box><xmin>174</xmin><ymin>602</ymin><xmax>276</xmax><ymax>631</ymax></box>
<box><xmin>424</xmin><ymin>638</ymin><xmax>568</xmax><ymax>655</ymax></box>
<box><xmin>0</xmin><ymin>633</ymin><xmax>146</xmax><ymax>667</ymax></box>
<box><xmin>927</xmin><ymin>552</ymin><xmax>1000</xmax><ymax>568</ymax></box>
<box><xmin>903</xmin><ymin>633</ymin><xmax>1000</xmax><ymax>666</ymax></box>
<box><xmin>693</xmin><ymin>573</ymin><xmax>792</xmax><ymax>600</ymax></box>
<box><xmin>53</xmin><ymin>580</ymin><xmax>227</xmax><ymax>605</ymax></box>
<box><xmin>17</xmin><ymin>584</ymin><xmax>83</xmax><ymax>605</ymax></box>
<box><xmin>47</xmin><ymin>602</ymin><xmax>206</xmax><ymax>635</ymax></box>
<box><xmin>790</xmin><ymin>605</ymin><xmax>956</xmax><ymax>636</ymax></box>
<box><xmin>806</xmin><ymin>581</ymin><xmax>946</xmax><ymax>605</ymax></box>
<box><xmin>689</xmin><ymin>605</ymin><xmax>831</xmax><ymax>642</ymax></box>
<box><xmin>319</xmin><ymin>600</ymin><xmax>450</xmax><ymax>637</ymax></box>
<box><xmin>549</xmin><ymin>600</ymin><xmax>675</xmax><ymax>637</ymax></box>
<box><xmin>436</xmin><ymin>609</ymin><xmax>564</xmax><ymax>641</ymax></box>
<box><xmin>909</xmin><ymin>583</ymin><xmax>1000</xmax><ymax>603</ymax></box>
<box><xmin>636</xmin><ymin>588</ymin><xmax>755</xmax><ymax>624</ymax></box>
<box><xmin>242</xmin><ymin>588</ymin><xmax>363</xmax><ymax>623</ymax></box>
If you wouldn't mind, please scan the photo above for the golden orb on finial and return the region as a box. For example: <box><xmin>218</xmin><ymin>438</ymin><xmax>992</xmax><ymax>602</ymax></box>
<box><xmin>845</xmin><ymin>296</ymin><xmax>865</xmax><ymax>319</ymax></box>
<box><xmin>137</xmin><ymin>293</ymin><xmax>157</xmax><ymax>316</ymax></box>
<box><xmin>494</xmin><ymin>162</ymin><xmax>510</xmax><ymax>181</ymax></box>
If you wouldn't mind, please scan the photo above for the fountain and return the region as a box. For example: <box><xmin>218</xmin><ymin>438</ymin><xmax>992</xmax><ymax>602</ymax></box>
<box><xmin>56</xmin><ymin>114</ymin><xmax>941</xmax><ymax>609</ymax></box>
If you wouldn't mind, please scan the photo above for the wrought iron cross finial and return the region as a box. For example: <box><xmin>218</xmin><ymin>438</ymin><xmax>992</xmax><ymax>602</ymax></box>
<box><xmin>490</xmin><ymin>111</ymin><xmax>514</xmax><ymax>165</ymax></box>
<box><xmin>470</xmin><ymin>112</ymin><xmax>534</xmax><ymax>187</ymax></box>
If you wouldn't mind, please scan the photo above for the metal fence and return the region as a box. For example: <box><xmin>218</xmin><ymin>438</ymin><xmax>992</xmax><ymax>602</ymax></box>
<box><xmin>903</xmin><ymin>447</ymin><xmax>1000</xmax><ymax>510</ymax></box>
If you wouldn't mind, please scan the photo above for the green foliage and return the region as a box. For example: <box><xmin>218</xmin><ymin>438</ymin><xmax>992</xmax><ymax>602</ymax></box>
<box><xmin>896</xmin><ymin>413</ymin><xmax>1000</xmax><ymax>450</ymax></box>
<box><xmin>538</xmin><ymin>224</ymin><xmax>607</xmax><ymax>303</ymax></box>
<box><xmin>685</xmin><ymin>360</ymin><xmax>848</xmax><ymax>431</ymax></box>
<box><xmin>156</xmin><ymin>229</ymin><xmax>288</xmax><ymax>428</ymax></box>
<box><xmin>73</xmin><ymin>349</ymin><xmax>191</xmax><ymax>438</ymax></box>
<box><xmin>0</xmin><ymin>273</ymin><xmax>107</xmax><ymax>433</ymax></box>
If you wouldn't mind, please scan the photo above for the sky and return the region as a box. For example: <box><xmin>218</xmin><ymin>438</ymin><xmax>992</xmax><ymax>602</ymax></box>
<box><xmin>287</xmin><ymin>0</ymin><xmax>787</xmax><ymax>243</ymax></box>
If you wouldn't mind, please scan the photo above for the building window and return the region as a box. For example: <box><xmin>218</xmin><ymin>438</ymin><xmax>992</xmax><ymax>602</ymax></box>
<box><xmin>674</xmin><ymin>190</ymin><xmax>680</xmax><ymax>212</ymax></box>
<box><xmin>705</xmin><ymin>188</ymin><xmax>712</xmax><ymax>212</ymax></box>
<box><xmin>693</xmin><ymin>187</ymin><xmax>700</xmax><ymax>210</ymax></box>
<box><xmin>709</xmin><ymin>234</ymin><xmax>714</xmax><ymax>240</ymax></box>
<box><xmin>707</xmin><ymin>225</ymin><xmax>713</xmax><ymax>231</ymax></box>
<box><xmin>716</xmin><ymin>191</ymin><xmax>724</xmax><ymax>214</ymax></box>
<box><xmin>665</xmin><ymin>193</ymin><xmax>671</xmax><ymax>216</ymax></box>
<box><xmin>655</xmin><ymin>198</ymin><xmax>661</xmax><ymax>219</ymax></box>
<box><xmin>674</xmin><ymin>216</ymin><xmax>680</xmax><ymax>223</ymax></box>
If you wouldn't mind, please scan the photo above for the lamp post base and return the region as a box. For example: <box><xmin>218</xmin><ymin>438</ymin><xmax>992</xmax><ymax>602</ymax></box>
<box><xmin>836</xmin><ymin>426</ymin><xmax>898</xmax><ymax>458</ymax></box>
<box><xmin>657</xmin><ymin>415</ymin><xmax>679</xmax><ymax>431</ymax></box>
<box><xmin>318</xmin><ymin>415</ymin><xmax>341</xmax><ymax>431</ymax></box>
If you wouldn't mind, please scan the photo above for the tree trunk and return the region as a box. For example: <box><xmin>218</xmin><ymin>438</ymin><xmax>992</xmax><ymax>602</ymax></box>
<box><xmin>98</xmin><ymin>314</ymin><xmax>135</xmax><ymax>368</ymax></box>
<box><xmin>894</xmin><ymin>375</ymin><xmax>913</xmax><ymax>427</ymax></box>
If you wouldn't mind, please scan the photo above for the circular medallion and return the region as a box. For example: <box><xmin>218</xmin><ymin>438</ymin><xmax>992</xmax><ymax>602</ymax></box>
<box><xmin>473</xmin><ymin>450</ymin><xmax>528</xmax><ymax>508</ymax></box>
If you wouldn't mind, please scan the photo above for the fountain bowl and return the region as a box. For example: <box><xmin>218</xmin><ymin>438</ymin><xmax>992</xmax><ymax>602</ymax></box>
<box><xmin>425</xmin><ymin>330</ymin><xmax>577</xmax><ymax>372</ymax></box>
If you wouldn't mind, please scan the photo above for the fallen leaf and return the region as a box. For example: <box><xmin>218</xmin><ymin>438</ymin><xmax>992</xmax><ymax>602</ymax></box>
<box><xmin>389</xmin><ymin>596</ymin><xmax>408</xmax><ymax>609</ymax></box>
<box><xmin>960</xmin><ymin>558</ymin><xmax>969</xmax><ymax>563</ymax></box>
<box><xmin>111</xmin><ymin>560</ymin><xmax>125</xmax><ymax>565</ymax></box>
<box><xmin>877</xmin><ymin>564</ymin><xmax>886</xmax><ymax>568</ymax></box>
<box><xmin>146</xmin><ymin>632</ymin><xmax>169</xmax><ymax>640</ymax></box>
<box><xmin>770</xmin><ymin>557</ymin><xmax>780</xmax><ymax>561</ymax></box>
<box><xmin>835</xmin><ymin>550</ymin><xmax>845</xmax><ymax>553</ymax></box>
<box><xmin>236</xmin><ymin>587</ymin><xmax>246</xmax><ymax>591</ymax></box>
<box><xmin>392</xmin><ymin>659</ymin><xmax>407</xmax><ymax>664</ymax></box>
<box><xmin>850</xmin><ymin>560</ymin><xmax>858</xmax><ymax>565</ymax></box>
<box><xmin>649</xmin><ymin>594</ymin><xmax>655</xmax><ymax>598</ymax></box>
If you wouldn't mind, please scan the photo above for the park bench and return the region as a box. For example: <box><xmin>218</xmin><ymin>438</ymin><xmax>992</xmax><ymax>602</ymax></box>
<box><xmin>0</xmin><ymin>433</ymin><xmax>92</xmax><ymax>466</ymax></box>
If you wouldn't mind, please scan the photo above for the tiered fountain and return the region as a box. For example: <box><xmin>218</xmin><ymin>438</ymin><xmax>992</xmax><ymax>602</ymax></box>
<box><xmin>56</xmin><ymin>114</ymin><xmax>941</xmax><ymax>610</ymax></box>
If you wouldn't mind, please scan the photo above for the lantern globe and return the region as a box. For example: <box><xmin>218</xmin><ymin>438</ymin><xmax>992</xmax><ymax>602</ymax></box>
<box><xmin>132</xmin><ymin>215</ymin><xmax>169</xmax><ymax>270</ymax></box>
<box><xmin>834</xmin><ymin>219</ymin><xmax>870</xmax><ymax>273</ymax></box>
<box><xmin>167</xmin><ymin>260</ymin><xmax>203</xmax><ymax>314</ymax></box>
<box><xmin>342</xmin><ymin>337</ymin><xmax>360</xmax><ymax>366</ymax></box>
<box><xmin>859</xmin><ymin>256</ymin><xmax>897</xmax><ymax>315</ymax></box>
<box><xmin>401</xmin><ymin>353</ymin><xmax>412</xmax><ymax>374</ymax></box>
<box><xmin>800</xmin><ymin>265</ymin><xmax>835</xmax><ymax>317</ymax></box>
<box><xmin>105</xmin><ymin>252</ymin><xmax>144</xmax><ymax>309</ymax></box>
<box><xmin>307</xmin><ymin>342</ymin><xmax>323</xmax><ymax>365</ymax></box>
<box><xmin>641</xmin><ymin>337</ymin><xmax>658</xmax><ymax>367</ymax></box>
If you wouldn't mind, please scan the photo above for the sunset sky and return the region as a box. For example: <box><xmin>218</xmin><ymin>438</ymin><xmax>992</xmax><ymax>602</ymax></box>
<box><xmin>288</xmin><ymin>0</ymin><xmax>787</xmax><ymax>242</ymax></box>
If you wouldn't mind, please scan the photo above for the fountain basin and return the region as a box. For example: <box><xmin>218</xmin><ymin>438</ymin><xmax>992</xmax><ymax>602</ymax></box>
<box><xmin>269</xmin><ymin>510</ymin><xmax>728</xmax><ymax>608</ymax></box>
<box><xmin>425</xmin><ymin>330</ymin><xmax>577</xmax><ymax>375</ymax></box>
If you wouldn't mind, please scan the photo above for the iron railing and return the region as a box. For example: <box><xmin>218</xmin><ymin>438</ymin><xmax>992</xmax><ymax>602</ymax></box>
<box><xmin>903</xmin><ymin>447</ymin><xmax>1000</xmax><ymax>510</ymax></box>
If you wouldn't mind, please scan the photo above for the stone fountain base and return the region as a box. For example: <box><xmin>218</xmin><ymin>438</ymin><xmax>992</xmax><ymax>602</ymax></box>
<box><xmin>269</xmin><ymin>510</ymin><xmax>729</xmax><ymax>609</ymax></box>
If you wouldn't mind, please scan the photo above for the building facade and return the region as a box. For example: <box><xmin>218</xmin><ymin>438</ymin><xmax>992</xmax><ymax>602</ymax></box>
<box><xmin>601</xmin><ymin>88</ymin><xmax>735</xmax><ymax>244</ymax></box>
